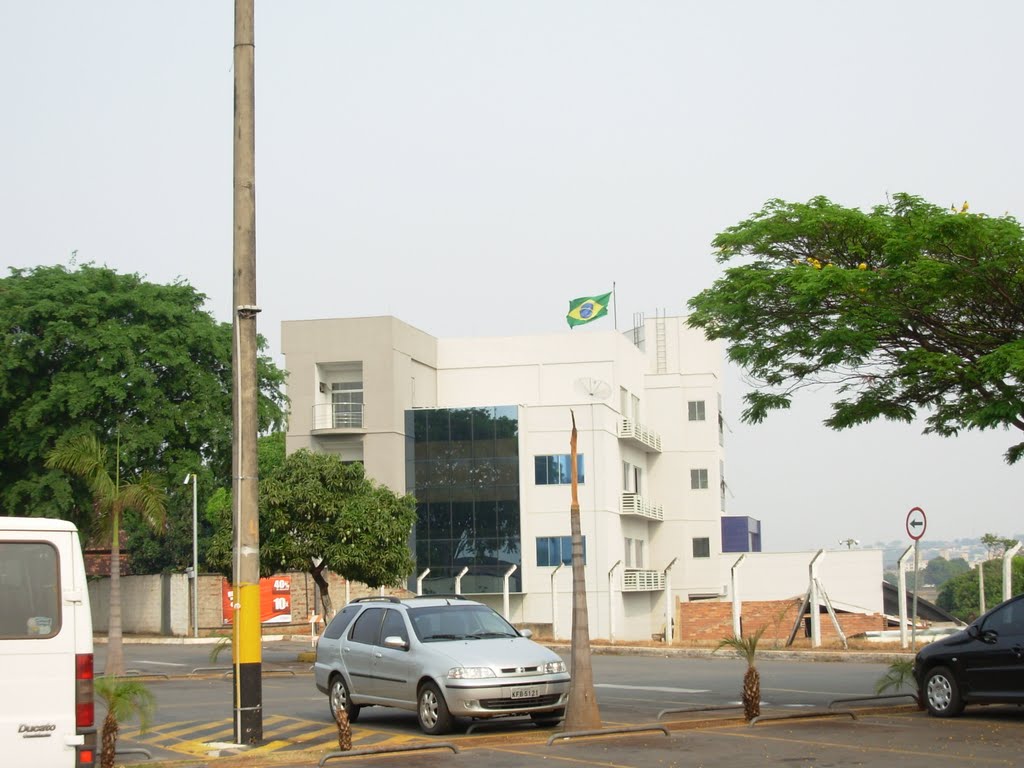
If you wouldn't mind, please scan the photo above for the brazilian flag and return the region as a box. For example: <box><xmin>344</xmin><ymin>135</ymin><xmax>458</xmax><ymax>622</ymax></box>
<box><xmin>566</xmin><ymin>291</ymin><xmax>612</xmax><ymax>328</ymax></box>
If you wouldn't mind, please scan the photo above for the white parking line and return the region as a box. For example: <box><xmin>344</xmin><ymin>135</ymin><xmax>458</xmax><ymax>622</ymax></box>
<box><xmin>595</xmin><ymin>683</ymin><xmax>710</xmax><ymax>694</ymax></box>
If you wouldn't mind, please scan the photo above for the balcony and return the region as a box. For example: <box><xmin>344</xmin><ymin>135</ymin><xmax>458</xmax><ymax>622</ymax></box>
<box><xmin>312</xmin><ymin>402</ymin><xmax>365</xmax><ymax>432</ymax></box>
<box><xmin>620</xmin><ymin>492</ymin><xmax>664</xmax><ymax>521</ymax></box>
<box><xmin>617</xmin><ymin>419</ymin><xmax>662</xmax><ymax>452</ymax></box>
<box><xmin>622</xmin><ymin>569</ymin><xmax>665</xmax><ymax>592</ymax></box>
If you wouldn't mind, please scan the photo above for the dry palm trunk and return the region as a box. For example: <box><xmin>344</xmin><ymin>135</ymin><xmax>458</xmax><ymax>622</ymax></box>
<box><xmin>742</xmin><ymin>665</ymin><xmax>761</xmax><ymax>721</ymax></box>
<box><xmin>334</xmin><ymin>708</ymin><xmax>351</xmax><ymax>751</ymax></box>
<box><xmin>101</xmin><ymin>712</ymin><xmax>119</xmax><ymax>768</ymax></box>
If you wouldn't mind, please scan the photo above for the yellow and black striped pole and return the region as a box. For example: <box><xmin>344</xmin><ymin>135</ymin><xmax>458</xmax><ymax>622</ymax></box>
<box><xmin>232</xmin><ymin>0</ymin><xmax>262</xmax><ymax>744</ymax></box>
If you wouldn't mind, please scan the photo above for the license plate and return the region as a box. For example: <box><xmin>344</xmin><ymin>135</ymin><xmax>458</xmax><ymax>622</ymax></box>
<box><xmin>511</xmin><ymin>686</ymin><xmax>539</xmax><ymax>699</ymax></box>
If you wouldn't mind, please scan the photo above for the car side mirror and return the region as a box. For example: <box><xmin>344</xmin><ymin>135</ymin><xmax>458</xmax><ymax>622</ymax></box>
<box><xmin>967</xmin><ymin>625</ymin><xmax>981</xmax><ymax>640</ymax></box>
<box><xmin>383</xmin><ymin>635</ymin><xmax>408</xmax><ymax>650</ymax></box>
<box><xmin>518</xmin><ymin>628</ymin><xmax>533</xmax><ymax>639</ymax></box>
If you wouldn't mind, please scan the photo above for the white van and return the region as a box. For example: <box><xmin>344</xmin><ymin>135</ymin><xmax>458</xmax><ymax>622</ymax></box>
<box><xmin>0</xmin><ymin>517</ymin><xmax>96</xmax><ymax>768</ymax></box>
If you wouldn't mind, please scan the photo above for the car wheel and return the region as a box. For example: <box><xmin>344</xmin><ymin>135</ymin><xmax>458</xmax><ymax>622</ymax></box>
<box><xmin>329</xmin><ymin>674</ymin><xmax>361</xmax><ymax>723</ymax></box>
<box><xmin>417</xmin><ymin>681</ymin><xmax>453</xmax><ymax>735</ymax></box>
<box><xmin>530</xmin><ymin>708</ymin><xmax>565</xmax><ymax>727</ymax></box>
<box><xmin>923</xmin><ymin>666</ymin><xmax>964</xmax><ymax>717</ymax></box>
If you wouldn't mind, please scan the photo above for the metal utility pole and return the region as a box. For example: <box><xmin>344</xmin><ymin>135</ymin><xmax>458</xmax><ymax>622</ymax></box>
<box><xmin>232</xmin><ymin>0</ymin><xmax>262</xmax><ymax>744</ymax></box>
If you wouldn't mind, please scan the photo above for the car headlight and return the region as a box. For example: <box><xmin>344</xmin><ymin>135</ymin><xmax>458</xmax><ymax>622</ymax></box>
<box><xmin>542</xmin><ymin>661</ymin><xmax>566</xmax><ymax>674</ymax></box>
<box><xmin>448</xmin><ymin>667</ymin><xmax>496</xmax><ymax>679</ymax></box>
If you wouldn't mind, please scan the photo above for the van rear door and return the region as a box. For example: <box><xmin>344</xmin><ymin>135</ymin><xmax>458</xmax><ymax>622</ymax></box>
<box><xmin>0</xmin><ymin>524</ymin><xmax>87</xmax><ymax>767</ymax></box>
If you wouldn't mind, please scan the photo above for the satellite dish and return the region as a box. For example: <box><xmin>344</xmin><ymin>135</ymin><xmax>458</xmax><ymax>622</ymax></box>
<box><xmin>575</xmin><ymin>377</ymin><xmax>612</xmax><ymax>401</ymax></box>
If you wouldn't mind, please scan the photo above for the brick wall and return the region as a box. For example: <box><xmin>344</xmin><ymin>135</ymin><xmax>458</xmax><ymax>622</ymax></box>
<box><xmin>91</xmin><ymin>570</ymin><xmax>415</xmax><ymax>637</ymax></box>
<box><xmin>676</xmin><ymin>597</ymin><xmax>888</xmax><ymax>646</ymax></box>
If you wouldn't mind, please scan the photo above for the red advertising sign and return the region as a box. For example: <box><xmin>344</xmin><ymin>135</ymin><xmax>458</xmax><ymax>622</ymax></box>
<box><xmin>221</xmin><ymin>576</ymin><xmax>292</xmax><ymax>624</ymax></box>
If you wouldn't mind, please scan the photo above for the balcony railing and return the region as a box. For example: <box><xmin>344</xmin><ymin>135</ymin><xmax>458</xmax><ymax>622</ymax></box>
<box><xmin>622</xmin><ymin>569</ymin><xmax>665</xmax><ymax>592</ymax></box>
<box><xmin>312</xmin><ymin>402</ymin><xmax>364</xmax><ymax>430</ymax></box>
<box><xmin>620</xmin><ymin>492</ymin><xmax>664</xmax><ymax>521</ymax></box>
<box><xmin>617</xmin><ymin>419</ymin><xmax>662</xmax><ymax>452</ymax></box>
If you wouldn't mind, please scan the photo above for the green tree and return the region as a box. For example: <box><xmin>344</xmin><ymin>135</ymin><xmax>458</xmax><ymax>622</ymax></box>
<box><xmin>95</xmin><ymin>676</ymin><xmax>155</xmax><ymax>768</ymax></box>
<box><xmin>46</xmin><ymin>434</ymin><xmax>166</xmax><ymax>676</ymax></box>
<box><xmin>0</xmin><ymin>264</ymin><xmax>286</xmax><ymax>535</ymax></box>
<box><xmin>125</xmin><ymin>433</ymin><xmax>287</xmax><ymax>574</ymax></box>
<box><xmin>937</xmin><ymin>558</ymin><xmax>1024</xmax><ymax>621</ymax></box>
<box><xmin>921</xmin><ymin>556</ymin><xmax>970</xmax><ymax>588</ymax></box>
<box><xmin>205</xmin><ymin>450</ymin><xmax>417</xmax><ymax>617</ymax></box>
<box><xmin>980</xmin><ymin>532</ymin><xmax>1018</xmax><ymax>558</ymax></box>
<box><xmin>687</xmin><ymin>195</ymin><xmax>1024</xmax><ymax>463</ymax></box>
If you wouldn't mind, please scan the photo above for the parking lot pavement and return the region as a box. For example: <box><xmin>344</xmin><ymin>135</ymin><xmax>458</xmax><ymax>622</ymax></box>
<box><xmin>116</xmin><ymin>705</ymin><xmax>1024</xmax><ymax>768</ymax></box>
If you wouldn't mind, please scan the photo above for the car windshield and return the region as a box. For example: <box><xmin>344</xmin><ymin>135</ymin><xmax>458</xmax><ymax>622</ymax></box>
<box><xmin>408</xmin><ymin>605</ymin><xmax>519</xmax><ymax>642</ymax></box>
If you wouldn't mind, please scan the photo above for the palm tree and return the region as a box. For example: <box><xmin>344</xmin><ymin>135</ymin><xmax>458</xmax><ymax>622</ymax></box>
<box><xmin>46</xmin><ymin>433</ymin><xmax>166</xmax><ymax>676</ymax></box>
<box><xmin>564</xmin><ymin>411</ymin><xmax>601</xmax><ymax>730</ymax></box>
<box><xmin>875</xmin><ymin>658</ymin><xmax>922</xmax><ymax>708</ymax></box>
<box><xmin>95</xmin><ymin>676</ymin><xmax>155</xmax><ymax>768</ymax></box>
<box><xmin>715</xmin><ymin>626</ymin><xmax>767</xmax><ymax>721</ymax></box>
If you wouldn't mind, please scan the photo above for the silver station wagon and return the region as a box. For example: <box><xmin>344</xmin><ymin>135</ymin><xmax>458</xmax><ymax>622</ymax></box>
<box><xmin>314</xmin><ymin>596</ymin><xmax>570</xmax><ymax>734</ymax></box>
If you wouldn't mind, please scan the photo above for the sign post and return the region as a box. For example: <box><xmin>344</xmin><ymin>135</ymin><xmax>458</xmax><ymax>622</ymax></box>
<box><xmin>906</xmin><ymin>507</ymin><xmax>927</xmax><ymax>650</ymax></box>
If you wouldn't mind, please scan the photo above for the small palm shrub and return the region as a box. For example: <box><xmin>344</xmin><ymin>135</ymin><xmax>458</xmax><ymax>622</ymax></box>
<box><xmin>95</xmin><ymin>676</ymin><xmax>155</xmax><ymax>768</ymax></box>
<box><xmin>715</xmin><ymin>626</ymin><xmax>766</xmax><ymax>721</ymax></box>
<box><xmin>875</xmin><ymin>658</ymin><xmax>922</xmax><ymax>708</ymax></box>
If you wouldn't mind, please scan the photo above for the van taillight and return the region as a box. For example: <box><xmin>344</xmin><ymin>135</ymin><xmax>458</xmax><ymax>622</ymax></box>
<box><xmin>76</xmin><ymin>653</ymin><xmax>94</xmax><ymax>728</ymax></box>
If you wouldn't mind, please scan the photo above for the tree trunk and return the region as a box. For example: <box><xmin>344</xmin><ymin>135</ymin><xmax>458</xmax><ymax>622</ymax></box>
<box><xmin>100</xmin><ymin>710</ymin><xmax>118</xmax><ymax>768</ymax></box>
<box><xmin>106</xmin><ymin>512</ymin><xmax>125</xmax><ymax>676</ymax></box>
<box><xmin>742</xmin><ymin>665</ymin><xmax>761</xmax><ymax>721</ymax></box>
<box><xmin>311</xmin><ymin>561</ymin><xmax>334</xmax><ymax>619</ymax></box>
<box><xmin>564</xmin><ymin>411</ymin><xmax>602</xmax><ymax>731</ymax></box>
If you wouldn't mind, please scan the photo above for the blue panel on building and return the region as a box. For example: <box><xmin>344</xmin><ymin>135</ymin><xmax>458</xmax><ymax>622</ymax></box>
<box><xmin>721</xmin><ymin>516</ymin><xmax>762</xmax><ymax>553</ymax></box>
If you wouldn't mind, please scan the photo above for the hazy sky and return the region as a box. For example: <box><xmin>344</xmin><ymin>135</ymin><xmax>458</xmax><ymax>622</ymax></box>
<box><xmin>3</xmin><ymin>2</ymin><xmax>1021</xmax><ymax>551</ymax></box>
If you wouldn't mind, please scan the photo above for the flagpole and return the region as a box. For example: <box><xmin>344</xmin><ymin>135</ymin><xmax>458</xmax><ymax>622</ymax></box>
<box><xmin>612</xmin><ymin>282</ymin><xmax>617</xmax><ymax>330</ymax></box>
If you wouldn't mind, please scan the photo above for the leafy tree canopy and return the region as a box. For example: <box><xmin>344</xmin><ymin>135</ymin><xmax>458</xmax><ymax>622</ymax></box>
<box><xmin>936</xmin><ymin>557</ymin><xmax>1024</xmax><ymax>621</ymax></box>
<box><xmin>980</xmin><ymin>532</ymin><xmax>1019</xmax><ymax>558</ymax></box>
<box><xmin>687</xmin><ymin>195</ymin><xmax>1024</xmax><ymax>463</ymax></box>
<box><xmin>205</xmin><ymin>449</ymin><xmax>417</xmax><ymax>613</ymax></box>
<box><xmin>921</xmin><ymin>556</ymin><xmax>970</xmax><ymax>588</ymax></box>
<box><xmin>0</xmin><ymin>264</ymin><xmax>287</xmax><ymax>534</ymax></box>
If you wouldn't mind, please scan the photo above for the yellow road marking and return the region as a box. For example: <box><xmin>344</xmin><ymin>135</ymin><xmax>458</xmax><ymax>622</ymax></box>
<box><xmin>125</xmin><ymin>716</ymin><xmax>424</xmax><ymax>757</ymax></box>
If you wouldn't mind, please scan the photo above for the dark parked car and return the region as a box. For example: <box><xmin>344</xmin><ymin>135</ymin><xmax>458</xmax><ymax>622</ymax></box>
<box><xmin>913</xmin><ymin>592</ymin><xmax>1024</xmax><ymax>717</ymax></box>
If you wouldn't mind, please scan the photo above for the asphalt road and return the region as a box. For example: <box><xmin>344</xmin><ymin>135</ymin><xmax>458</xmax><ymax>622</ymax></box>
<box><xmin>101</xmin><ymin>638</ymin><xmax>923</xmax><ymax>766</ymax></box>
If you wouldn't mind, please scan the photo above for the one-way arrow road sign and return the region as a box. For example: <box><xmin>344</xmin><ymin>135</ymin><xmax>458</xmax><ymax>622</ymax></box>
<box><xmin>906</xmin><ymin>507</ymin><xmax>927</xmax><ymax>541</ymax></box>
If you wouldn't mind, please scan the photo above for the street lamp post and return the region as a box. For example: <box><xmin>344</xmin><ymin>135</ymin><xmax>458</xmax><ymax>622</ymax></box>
<box><xmin>184</xmin><ymin>473</ymin><xmax>199</xmax><ymax>638</ymax></box>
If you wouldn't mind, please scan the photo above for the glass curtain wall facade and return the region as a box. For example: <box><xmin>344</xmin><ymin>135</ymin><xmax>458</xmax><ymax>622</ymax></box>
<box><xmin>407</xmin><ymin>406</ymin><xmax>521</xmax><ymax>594</ymax></box>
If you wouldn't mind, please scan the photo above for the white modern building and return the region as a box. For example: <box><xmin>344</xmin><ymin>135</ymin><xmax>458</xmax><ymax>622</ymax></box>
<box><xmin>282</xmin><ymin>314</ymin><xmax>880</xmax><ymax>641</ymax></box>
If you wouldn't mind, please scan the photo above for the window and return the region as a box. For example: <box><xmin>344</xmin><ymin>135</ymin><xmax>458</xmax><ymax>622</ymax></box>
<box><xmin>322</xmin><ymin>604</ymin><xmax>361</xmax><ymax>640</ymax></box>
<box><xmin>332</xmin><ymin>381</ymin><xmax>364</xmax><ymax>427</ymax></box>
<box><xmin>534</xmin><ymin>454</ymin><xmax>585</xmax><ymax>485</ymax></box>
<box><xmin>691</xmin><ymin>468</ymin><xmax>708</xmax><ymax>490</ymax></box>
<box><xmin>688</xmin><ymin>400</ymin><xmax>706</xmax><ymax>421</ymax></box>
<box><xmin>635</xmin><ymin>539</ymin><xmax>645</xmax><ymax>569</ymax></box>
<box><xmin>349</xmin><ymin>607</ymin><xmax>385</xmax><ymax>645</ymax></box>
<box><xmin>624</xmin><ymin>537</ymin><xmax>633</xmax><ymax>568</ymax></box>
<box><xmin>981</xmin><ymin>599</ymin><xmax>1024</xmax><ymax>635</ymax></box>
<box><xmin>380</xmin><ymin>609</ymin><xmax>409</xmax><ymax>646</ymax></box>
<box><xmin>692</xmin><ymin>537</ymin><xmax>711</xmax><ymax>558</ymax></box>
<box><xmin>0</xmin><ymin>542</ymin><xmax>60</xmax><ymax>639</ymax></box>
<box><xmin>622</xmin><ymin>462</ymin><xmax>641</xmax><ymax>493</ymax></box>
<box><xmin>536</xmin><ymin>536</ymin><xmax>585</xmax><ymax>566</ymax></box>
